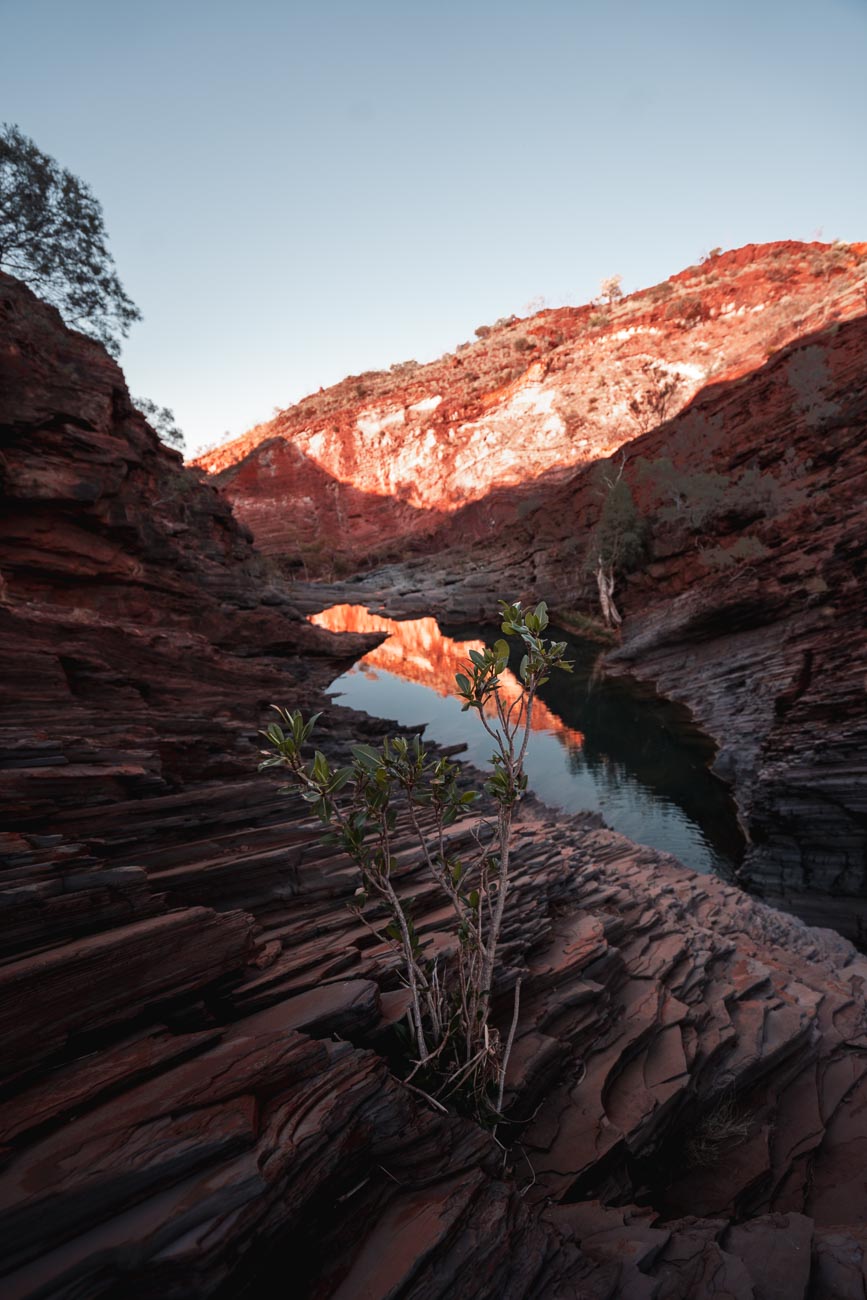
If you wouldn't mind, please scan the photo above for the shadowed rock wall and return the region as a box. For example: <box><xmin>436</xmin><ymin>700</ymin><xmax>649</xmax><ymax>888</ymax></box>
<box><xmin>4</xmin><ymin>273</ymin><xmax>867</xmax><ymax>1298</ymax></box>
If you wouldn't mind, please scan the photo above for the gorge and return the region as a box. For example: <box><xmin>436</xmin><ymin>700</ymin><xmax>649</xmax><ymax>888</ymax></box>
<box><xmin>309</xmin><ymin>603</ymin><xmax>744</xmax><ymax>877</ymax></box>
<box><xmin>2</xmin><ymin>240</ymin><xmax>867</xmax><ymax>1299</ymax></box>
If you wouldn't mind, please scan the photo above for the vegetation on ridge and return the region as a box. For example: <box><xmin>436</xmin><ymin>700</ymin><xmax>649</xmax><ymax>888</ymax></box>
<box><xmin>0</xmin><ymin>123</ymin><xmax>140</xmax><ymax>356</ymax></box>
<box><xmin>0</xmin><ymin>123</ymin><xmax>185</xmax><ymax>453</ymax></box>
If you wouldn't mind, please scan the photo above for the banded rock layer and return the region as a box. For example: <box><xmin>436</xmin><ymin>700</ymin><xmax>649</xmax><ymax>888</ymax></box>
<box><xmin>197</xmin><ymin>241</ymin><xmax>867</xmax><ymax>568</ymax></box>
<box><xmin>3</xmin><ymin>273</ymin><xmax>867</xmax><ymax>1297</ymax></box>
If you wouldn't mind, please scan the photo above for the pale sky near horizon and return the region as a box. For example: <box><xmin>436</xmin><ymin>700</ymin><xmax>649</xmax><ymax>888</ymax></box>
<box><xmin>2</xmin><ymin>0</ymin><xmax>865</xmax><ymax>456</ymax></box>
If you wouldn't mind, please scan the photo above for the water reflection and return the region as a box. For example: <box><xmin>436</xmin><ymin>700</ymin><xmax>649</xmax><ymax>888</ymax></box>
<box><xmin>311</xmin><ymin>604</ymin><xmax>584</xmax><ymax>746</ymax></box>
<box><xmin>309</xmin><ymin>605</ymin><xmax>744</xmax><ymax>877</ymax></box>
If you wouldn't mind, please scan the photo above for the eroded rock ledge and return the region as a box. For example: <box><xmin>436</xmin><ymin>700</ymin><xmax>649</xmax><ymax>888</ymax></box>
<box><xmin>3</xmin><ymin>273</ymin><xmax>867</xmax><ymax>1298</ymax></box>
<box><xmin>3</xmin><ymin>795</ymin><xmax>867</xmax><ymax>1299</ymax></box>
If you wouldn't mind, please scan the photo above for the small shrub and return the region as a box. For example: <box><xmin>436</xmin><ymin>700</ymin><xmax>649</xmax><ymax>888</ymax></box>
<box><xmin>599</xmin><ymin>274</ymin><xmax>623</xmax><ymax>306</ymax></box>
<box><xmin>766</xmin><ymin>265</ymin><xmax>791</xmax><ymax>283</ymax></box>
<box><xmin>646</xmin><ymin>281</ymin><xmax>674</xmax><ymax>302</ymax></box>
<box><xmin>588</xmin><ymin>311</ymin><xmax>610</xmax><ymax>329</ymax></box>
<box><xmin>513</xmin><ymin>336</ymin><xmax>536</xmax><ymax>352</ymax></box>
<box><xmin>135</xmin><ymin>397</ymin><xmax>185</xmax><ymax>453</ymax></box>
<box><xmin>638</xmin><ymin>456</ymin><xmax>728</xmax><ymax>528</ymax></box>
<box><xmin>627</xmin><ymin>361</ymin><xmax>684</xmax><ymax>434</ymax></box>
<box><xmin>260</xmin><ymin>601</ymin><xmax>572</xmax><ymax>1123</ymax></box>
<box><xmin>685</xmin><ymin>1095</ymin><xmax>751</xmax><ymax>1167</ymax></box>
<box><xmin>474</xmin><ymin>324</ymin><xmax>492</xmax><ymax>339</ymax></box>
<box><xmin>664</xmin><ymin>294</ymin><xmax>707</xmax><ymax>327</ymax></box>
<box><xmin>700</xmin><ymin>535</ymin><xmax>770</xmax><ymax>571</ymax></box>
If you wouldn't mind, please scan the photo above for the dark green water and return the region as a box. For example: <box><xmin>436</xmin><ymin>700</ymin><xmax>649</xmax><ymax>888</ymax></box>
<box><xmin>325</xmin><ymin>613</ymin><xmax>744</xmax><ymax>877</ymax></box>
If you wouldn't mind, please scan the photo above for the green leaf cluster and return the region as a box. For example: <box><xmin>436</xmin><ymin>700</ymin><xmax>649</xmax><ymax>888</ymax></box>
<box><xmin>258</xmin><ymin>595</ymin><xmax>574</xmax><ymax>1122</ymax></box>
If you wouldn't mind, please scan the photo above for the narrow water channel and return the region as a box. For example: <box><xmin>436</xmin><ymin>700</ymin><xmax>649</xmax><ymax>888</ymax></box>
<box><xmin>311</xmin><ymin>605</ymin><xmax>745</xmax><ymax>877</ymax></box>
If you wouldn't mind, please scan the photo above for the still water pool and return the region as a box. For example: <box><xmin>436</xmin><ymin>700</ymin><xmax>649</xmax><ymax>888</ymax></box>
<box><xmin>311</xmin><ymin>605</ymin><xmax>744</xmax><ymax>877</ymax></box>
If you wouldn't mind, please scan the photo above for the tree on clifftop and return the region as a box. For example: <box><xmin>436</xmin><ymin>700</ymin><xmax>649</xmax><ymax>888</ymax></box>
<box><xmin>0</xmin><ymin>123</ymin><xmax>141</xmax><ymax>356</ymax></box>
<box><xmin>133</xmin><ymin>397</ymin><xmax>186</xmax><ymax>454</ymax></box>
<box><xmin>599</xmin><ymin>274</ymin><xmax>623</xmax><ymax>307</ymax></box>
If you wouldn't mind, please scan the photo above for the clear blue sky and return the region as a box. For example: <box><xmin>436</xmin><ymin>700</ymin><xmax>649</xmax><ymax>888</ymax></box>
<box><xmin>2</xmin><ymin>0</ymin><xmax>865</xmax><ymax>455</ymax></box>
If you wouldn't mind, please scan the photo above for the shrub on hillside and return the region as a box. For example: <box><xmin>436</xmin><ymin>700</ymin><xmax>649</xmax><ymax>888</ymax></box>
<box><xmin>664</xmin><ymin>294</ymin><xmax>707</xmax><ymax>327</ymax></box>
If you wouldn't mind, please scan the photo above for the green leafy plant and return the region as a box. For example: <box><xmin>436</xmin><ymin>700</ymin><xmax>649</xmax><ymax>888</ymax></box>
<box><xmin>584</xmin><ymin>457</ymin><xmax>649</xmax><ymax>627</ymax></box>
<box><xmin>259</xmin><ymin>600</ymin><xmax>572</xmax><ymax>1122</ymax></box>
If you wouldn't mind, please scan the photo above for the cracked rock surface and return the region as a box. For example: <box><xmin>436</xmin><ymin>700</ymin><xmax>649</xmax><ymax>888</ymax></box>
<box><xmin>3</xmin><ymin>271</ymin><xmax>867</xmax><ymax>1297</ymax></box>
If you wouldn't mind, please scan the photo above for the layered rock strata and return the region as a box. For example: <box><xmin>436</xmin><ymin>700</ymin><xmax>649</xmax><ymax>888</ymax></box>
<box><xmin>3</xmin><ymin>272</ymin><xmax>867</xmax><ymax>1297</ymax></box>
<box><xmin>197</xmin><ymin>241</ymin><xmax>867</xmax><ymax>569</ymax></box>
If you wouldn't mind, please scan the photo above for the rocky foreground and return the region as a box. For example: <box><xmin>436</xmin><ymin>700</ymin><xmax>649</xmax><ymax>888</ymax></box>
<box><xmin>3</xmin><ymin>273</ymin><xmax>867</xmax><ymax>1297</ymax></box>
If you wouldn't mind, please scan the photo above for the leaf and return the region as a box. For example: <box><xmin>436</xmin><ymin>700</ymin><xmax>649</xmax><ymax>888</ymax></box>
<box><xmin>331</xmin><ymin>766</ymin><xmax>354</xmax><ymax>791</ymax></box>
<box><xmin>455</xmin><ymin>672</ymin><xmax>471</xmax><ymax>695</ymax></box>
<box><xmin>352</xmin><ymin>744</ymin><xmax>381</xmax><ymax>772</ymax></box>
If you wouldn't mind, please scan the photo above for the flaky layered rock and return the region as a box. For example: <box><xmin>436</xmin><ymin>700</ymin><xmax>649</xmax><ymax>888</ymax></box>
<box><xmin>4</xmin><ymin>269</ymin><xmax>867</xmax><ymax>1298</ymax></box>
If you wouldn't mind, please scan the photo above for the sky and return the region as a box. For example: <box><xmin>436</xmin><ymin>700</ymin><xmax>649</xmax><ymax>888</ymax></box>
<box><xmin>2</xmin><ymin>0</ymin><xmax>865</xmax><ymax>457</ymax></box>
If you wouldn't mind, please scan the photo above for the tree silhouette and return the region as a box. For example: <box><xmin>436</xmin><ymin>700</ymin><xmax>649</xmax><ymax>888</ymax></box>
<box><xmin>133</xmin><ymin>397</ymin><xmax>185</xmax><ymax>454</ymax></box>
<box><xmin>0</xmin><ymin>123</ymin><xmax>141</xmax><ymax>356</ymax></box>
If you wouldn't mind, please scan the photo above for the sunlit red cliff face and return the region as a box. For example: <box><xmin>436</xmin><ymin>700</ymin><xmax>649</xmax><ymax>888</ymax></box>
<box><xmin>309</xmin><ymin>604</ymin><xmax>584</xmax><ymax>747</ymax></box>
<box><xmin>196</xmin><ymin>241</ymin><xmax>867</xmax><ymax>567</ymax></box>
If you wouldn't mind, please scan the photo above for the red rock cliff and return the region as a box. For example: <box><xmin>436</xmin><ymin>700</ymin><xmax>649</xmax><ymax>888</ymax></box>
<box><xmin>6</xmin><ymin>272</ymin><xmax>867</xmax><ymax>1299</ymax></box>
<box><xmin>196</xmin><ymin>241</ymin><xmax>867</xmax><ymax>568</ymax></box>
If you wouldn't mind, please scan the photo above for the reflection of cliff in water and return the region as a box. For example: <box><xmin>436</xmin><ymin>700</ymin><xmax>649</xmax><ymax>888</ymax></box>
<box><xmin>310</xmin><ymin>604</ymin><xmax>585</xmax><ymax>747</ymax></box>
<box><xmin>450</xmin><ymin>623</ymin><xmax>746</xmax><ymax>874</ymax></box>
<box><xmin>309</xmin><ymin>605</ymin><xmax>744</xmax><ymax>877</ymax></box>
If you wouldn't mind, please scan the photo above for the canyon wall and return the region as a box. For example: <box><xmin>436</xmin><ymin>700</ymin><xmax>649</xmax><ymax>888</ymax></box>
<box><xmin>198</xmin><ymin>241</ymin><xmax>867</xmax><ymax>570</ymax></box>
<box><xmin>198</xmin><ymin>240</ymin><xmax>867</xmax><ymax>940</ymax></box>
<box><xmin>318</xmin><ymin>311</ymin><xmax>867</xmax><ymax>941</ymax></box>
<box><xmin>5</xmin><ymin>270</ymin><xmax>867</xmax><ymax>1297</ymax></box>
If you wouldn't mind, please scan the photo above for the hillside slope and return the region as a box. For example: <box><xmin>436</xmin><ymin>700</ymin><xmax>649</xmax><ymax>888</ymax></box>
<box><xmin>197</xmin><ymin>241</ymin><xmax>867</xmax><ymax>569</ymax></box>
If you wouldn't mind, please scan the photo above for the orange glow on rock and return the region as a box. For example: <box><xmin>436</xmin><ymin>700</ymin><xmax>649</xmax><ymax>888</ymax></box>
<box><xmin>310</xmin><ymin>604</ymin><xmax>584</xmax><ymax>747</ymax></box>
